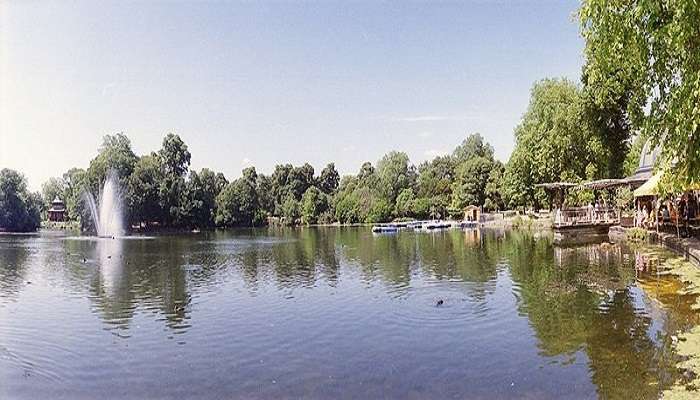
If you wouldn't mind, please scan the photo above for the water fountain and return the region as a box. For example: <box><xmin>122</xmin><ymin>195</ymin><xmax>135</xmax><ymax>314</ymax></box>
<box><xmin>83</xmin><ymin>171</ymin><xmax>125</xmax><ymax>237</ymax></box>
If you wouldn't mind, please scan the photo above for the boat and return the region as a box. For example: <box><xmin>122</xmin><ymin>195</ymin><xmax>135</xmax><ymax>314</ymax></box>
<box><xmin>423</xmin><ymin>220</ymin><xmax>451</xmax><ymax>230</ymax></box>
<box><xmin>372</xmin><ymin>225</ymin><xmax>398</xmax><ymax>233</ymax></box>
<box><xmin>455</xmin><ymin>220</ymin><xmax>479</xmax><ymax>229</ymax></box>
<box><xmin>407</xmin><ymin>221</ymin><xmax>423</xmax><ymax>229</ymax></box>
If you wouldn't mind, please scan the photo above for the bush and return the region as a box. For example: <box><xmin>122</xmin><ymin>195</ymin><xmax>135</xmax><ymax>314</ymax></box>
<box><xmin>626</xmin><ymin>227</ymin><xmax>648</xmax><ymax>242</ymax></box>
<box><xmin>512</xmin><ymin>215</ymin><xmax>533</xmax><ymax>229</ymax></box>
<box><xmin>366</xmin><ymin>199</ymin><xmax>392</xmax><ymax>223</ymax></box>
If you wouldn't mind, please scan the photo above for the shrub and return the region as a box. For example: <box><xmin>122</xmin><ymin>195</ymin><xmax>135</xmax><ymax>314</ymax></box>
<box><xmin>626</xmin><ymin>227</ymin><xmax>648</xmax><ymax>242</ymax></box>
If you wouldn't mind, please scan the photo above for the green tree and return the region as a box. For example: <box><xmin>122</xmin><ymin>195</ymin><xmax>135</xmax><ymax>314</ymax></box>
<box><xmin>288</xmin><ymin>163</ymin><xmax>315</xmax><ymax>200</ymax></box>
<box><xmin>157</xmin><ymin>134</ymin><xmax>191</xmax><ymax>226</ymax></box>
<box><xmin>180</xmin><ymin>168</ymin><xmax>227</xmax><ymax>228</ymax></box>
<box><xmin>281</xmin><ymin>195</ymin><xmax>301</xmax><ymax>225</ymax></box>
<box><xmin>451</xmin><ymin>156</ymin><xmax>494</xmax><ymax>209</ymax></box>
<box><xmin>357</xmin><ymin>161</ymin><xmax>378</xmax><ymax>188</ymax></box>
<box><xmin>159</xmin><ymin>133</ymin><xmax>191</xmax><ymax>177</ymax></box>
<box><xmin>62</xmin><ymin>168</ymin><xmax>88</xmax><ymax>221</ymax></box>
<box><xmin>128</xmin><ymin>154</ymin><xmax>164</xmax><ymax>226</ymax></box>
<box><xmin>86</xmin><ymin>133</ymin><xmax>138</xmax><ymax>193</ymax></box>
<box><xmin>452</xmin><ymin>133</ymin><xmax>494</xmax><ymax>164</ymax></box>
<box><xmin>270</xmin><ymin>164</ymin><xmax>293</xmax><ymax>214</ymax></box>
<box><xmin>394</xmin><ymin>188</ymin><xmax>415</xmax><ymax>218</ymax></box>
<box><xmin>366</xmin><ymin>198</ymin><xmax>392</xmax><ymax>223</ymax></box>
<box><xmin>411</xmin><ymin>197</ymin><xmax>431</xmax><ymax>220</ymax></box>
<box><xmin>215</xmin><ymin>178</ymin><xmax>258</xmax><ymax>226</ymax></box>
<box><xmin>376</xmin><ymin>151</ymin><xmax>416</xmax><ymax>206</ymax></box>
<box><xmin>503</xmin><ymin>78</ymin><xmax>606</xmax><ymax>208</ymax></box>
<box><xmin>255</xmin><ymin>174</ymin><xmax>275</xmax><ymax>216</ymax></box>
<box><xmin>318</xmin><ymin>163</ymin><xmax>340</xmax><ymax>194</ymax></box>
<box><xmin>484</xmin><ymin>162</ymin><xmax>505</xmax><ymax>212</ymax></box>
<box><xmin>301</xmin><ymin>186</ymin><xmax>329</xmax><ymax>225</ymax></box>
<box><xmin>0</xmin><ymin>169</ymin><xmax>41</xmax><ymax>232</ymax></box>
<box><xmin>416</xmin><ymin>155</ymin><xmax>455</xmax><ymax>199</ymax></box>
<box><xmin>580</xmin><ymin>0</ymin><xmax>700</xmax><ymax>184</ymax></box>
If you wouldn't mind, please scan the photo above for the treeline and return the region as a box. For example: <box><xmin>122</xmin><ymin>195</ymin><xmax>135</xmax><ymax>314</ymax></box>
<box><xmin>35</xmin><ymin>131</ymin><xmax>508</xmax><ymax>230</ymax></box>
<box><xmin>4</xmin><ymin>77</ymin><xmax>646</xmax><ymax>232</ymax></box>
<box><xmin>2</xmin><ymin>76</ymin><xmax>647</xmax><ymax>232</ymax></box>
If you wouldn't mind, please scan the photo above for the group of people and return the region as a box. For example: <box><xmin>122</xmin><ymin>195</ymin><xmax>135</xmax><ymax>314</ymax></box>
<box><xmin>586</xmin><ymin>199</ymin><xmax>612</xmax><ymax>222</ymax></box>
<box><xmin>635</xmin><ymin>193</ymin><xmax>698</xmax><ymax>235</ymax></box>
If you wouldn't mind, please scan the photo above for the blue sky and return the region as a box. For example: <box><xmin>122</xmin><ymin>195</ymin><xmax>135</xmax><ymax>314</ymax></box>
<box><xmin>0</xmin><ymin>1</ymin><xmax>584</xmax><ymax>190</ymax></box>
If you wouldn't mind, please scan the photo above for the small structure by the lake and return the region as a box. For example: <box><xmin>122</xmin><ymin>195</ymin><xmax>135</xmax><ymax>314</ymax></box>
<box><xmin>536</xmin><ymin>181</ymin><xmax>619</xmax><ymax>245</ymax></box>
<box><xmin>48</xmin><ymin>196</ymin><xmax>66</xmax><ymax>222</ymax></box>
<box><xmin>463</xmin><ymin>205</ymin><xmax>480</xmax><ymax>222</ymax></box>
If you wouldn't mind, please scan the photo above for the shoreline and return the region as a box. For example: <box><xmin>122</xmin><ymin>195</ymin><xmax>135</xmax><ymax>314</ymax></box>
<box><xmin>609</xmin><ymin>226</ymin><xmax>700</xmax><ymax>268</ymax></box>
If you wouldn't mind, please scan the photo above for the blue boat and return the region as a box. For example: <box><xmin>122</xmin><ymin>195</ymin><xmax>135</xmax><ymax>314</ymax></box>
<box><xmin>372</xmin><ymin>225</ymin><xmax>399</xmax><ymax>233</ymax></box>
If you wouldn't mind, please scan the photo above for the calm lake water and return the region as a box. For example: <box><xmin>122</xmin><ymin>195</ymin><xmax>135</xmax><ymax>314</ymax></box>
<box><xmin>1</xmin><ymin>227</ymin><xmax>697</xmax><ymax>399</ymax></box>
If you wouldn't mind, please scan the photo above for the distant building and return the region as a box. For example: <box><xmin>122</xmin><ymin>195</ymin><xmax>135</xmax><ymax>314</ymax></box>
<box><xmin>463</xmin><ymin>205</ymin><xmax>480</xmax><ymax>222</ymax></box>
<box><xmin>48</xmin><ymin>196</ymin><xmax>66</xmax><ymax>222</ymax></box>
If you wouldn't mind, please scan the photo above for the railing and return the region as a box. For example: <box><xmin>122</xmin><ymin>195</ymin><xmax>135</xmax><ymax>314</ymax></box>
<box><xmin>554</xmin><ymin>206</ymin><xmax>619</xmax><ymax>227</ymax></box>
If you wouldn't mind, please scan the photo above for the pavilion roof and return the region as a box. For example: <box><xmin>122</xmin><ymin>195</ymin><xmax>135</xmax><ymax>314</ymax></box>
<box><xmin>534</xmin><ymin>182</ymin><xmax>578</xmax><ymax>189</ymax></box>
<box><xmin>581</xmin><ymin>179</ymin><xmax>627</xmax><ymax>190</ymax></box>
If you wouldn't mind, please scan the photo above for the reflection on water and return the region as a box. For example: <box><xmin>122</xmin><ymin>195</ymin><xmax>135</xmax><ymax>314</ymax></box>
<box><xmin>0</xmin><ymin>228</ymin><xmax>698</xmax><ymax>399</ymax></box>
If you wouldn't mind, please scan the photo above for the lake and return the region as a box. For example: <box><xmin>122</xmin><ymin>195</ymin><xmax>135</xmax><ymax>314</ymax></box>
<box><xmin>0</xmin><ymin>227</ymin><xmax>697</xmax><ymax>399</ymax></box>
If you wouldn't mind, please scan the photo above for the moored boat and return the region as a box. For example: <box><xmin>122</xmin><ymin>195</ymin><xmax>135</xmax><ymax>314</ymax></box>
<box><xmin>372</xmin><ymin>225</ymin><xmax>399</xmax><ymax>233</ymax></box>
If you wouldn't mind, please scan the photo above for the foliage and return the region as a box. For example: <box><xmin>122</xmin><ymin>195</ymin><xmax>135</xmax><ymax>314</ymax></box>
<box><xmin>128</xmin><ymin>154</ymin><xmax>164</xmax><ymax>226</ymax></box>
<box><xmin>159</xmin><ymin>133</ymin><xmax>191</xmax><ymax>177</ymax></box>
<box><xmin>452</xmin><ymin>133</ymin><xmax>494</xmax><ymax>163</ymax></box>
<box><xmin>376</xmin><ymin>151</ymin><xmax>416</xmax><ymax>205</ymax></box>
<box><xmin>24</xmin><ymin>126</ymin><xmax>594</xmax><ymax>229</ymax></box>
<box><xmin>366</xmin><ymin>198</ymin><xmax>393</xmax><ymax>223</ymax></box>
<box><xmin>484</xmin><ymin>162</ymin><xmax>505</xmax><ymax>212</ymax></box>
<box><xmin>416</xmin><ymin>155</ymin><xmax>454</xmax><ymax>198</ymax></box>
<box><xmin>625</xmin><ymin>227</ymin><xmax>648</xmax><ymax>242</ymax></box>
<box><xmin>215</xmin><ymin>177</ymin><xmax>258</xmax><ymax>227</ymax></box>
<box><xmin>580</xmin><ymin>0</ymin><xmax>700</xmax><ymax>186</ymax></box>
<box><xmin>394</xmin><ymin>188</ymin><xmax>415</xmax><ymax>218</ymax></box>
<box><xmin>318</xmin><ymin>163</ymin><xmax>340</xmax><ymax>194</ymax></box>
<box><xmin>86</xmin><ymin>133</ymin><xmax>138</xmax><ymax>194</ymax></box>
<box><xmin>451</xmin><ymin>156</ymin><xmax>494</xmax><ymax>210</ymax></box>
<box><xmin>158</xmin><ymin>134</ymin><xmax>191</xmax><ymax>225</ymax></box>
<box><xmin>615</xmin><ymin>187</ymin><xmax>634</xmax><ymax>212</ymax></box>
<box><xmin>41</xmin><ymin>177</ymin><xmax>65</xmax><ymax>214</ymax></box>
<box><xmin>180</xmin><ymin>168</ymin><xmax>227</xmax><ymax>228</ymax></box>
<box><xmin>281</xmin><ymin>195</ymin><xmax>301</xmax><ymax>225</ymax></box>
<box><xmin>301</xmin><ymin>186</ymin><xmax>329</xmax><ymax>225</ymax></box>
<box><xmin>503</xmin><ymin>78</ymin><xmax>610</xmax><ymax>208</ymax></box>
<box><xmin>0</xmin><ymin>169</ymin><xmax>42</xmax><ymax>232</ymax></box>
<box><xmin>62</xmin><ymin>168</ymin><xmax>88</xmax><ymax>221</ymax></box>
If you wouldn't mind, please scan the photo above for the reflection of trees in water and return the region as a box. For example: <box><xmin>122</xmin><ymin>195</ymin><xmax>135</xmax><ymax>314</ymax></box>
<box><xmin>88</xmin><ymin>237</ymin><xmax>191</xmax><ymax>332</ymax></box>
<box><xmin>334</xmin><ymin>228</ymin><xmax>416</xmax><ymax>286</ymax></box>
<box><xmin>70</xmin><ymin>227</ymin><xmax>696</xmax><ymax>397</ymax></box>
<box><xmin>0</xmin><ymin>237</ymin><xmax>30</xmax><ymax>303</ymax></box>
<box><xmin>509</xmin><ymin>237</ymin><xmax>683</xmax><ymax>399</ymax></box>
<box><xmin>238</xmin><ymin>227</ymin><xmax>341</xmax><ymax>289</ymax></box>
<box><xmin>231</xmin><ymin>228</ymin><xmax>502</xmax><ymax>300</ymax></box>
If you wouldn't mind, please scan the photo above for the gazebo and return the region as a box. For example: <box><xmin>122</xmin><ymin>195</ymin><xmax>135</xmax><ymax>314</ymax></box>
<box><xmin>48</xmin><ymin>196</ymin><xmax>66</xmax><ymax>222</ymax></box>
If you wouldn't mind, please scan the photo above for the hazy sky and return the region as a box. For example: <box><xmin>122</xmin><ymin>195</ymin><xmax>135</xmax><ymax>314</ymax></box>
<box><xmin>1</xmin><ymin>1</ymin><xmax>584</xmax><ymax>190</ymax></box>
